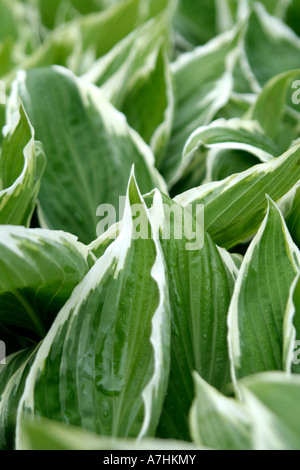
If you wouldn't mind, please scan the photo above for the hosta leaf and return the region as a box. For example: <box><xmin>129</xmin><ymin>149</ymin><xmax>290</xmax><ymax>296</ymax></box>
<box><xmin>205</xmin><ymin>149</ymin><xmax>261</xmax><ymax>183</ymax></box>
<box><xmin>241</xmin><ymin>387</ymin><xmax>300</xmax><ymax>450</ymax></box>
<box><xmin>247</xmin><ymin>70</ymin><xmax>300</xmax><ymax>142</ymax></box>
<box><xmin>0</xmin><ymin>346</ymin><xmax>38</xmax><ymax>449</ymax></box>
<box><xmin>83</xmin><ymin>15</ymin><xmax>174</xmax><ymax>164</ymax></box>
<box><xmin>20</xmin><ymin>417</ymin><xmax>201</xmax><ymax>450</ymax></box>
<box><xmin>189</xmin><ymin>373</ymin><xmax>252</xmax><ymax>450</ymax></box>
<box><xmin>286</xmin><ymin>184</ymin><xmax>300</xmax><ymax>248</ymax></box>
<box><xmin>0</xmin><ymin>349</ymin><xmax>32</xmax><ymax>397</ymax></box>
<box><xmin>286</xmin><ymin>0</ymin><xmax>300</xmax><ymax>36</ymax></box>
<box><xmin>228</xmin><ymin>198</ymin><xmax>300</xmax><ymax>385</ymax></box>
<box><xmin>121</xmin><ymin>48</ymin><xmax>174</xmax><ymax>166</ymax></box>
<box><xmin>37</xmin><ymin>0</ymin><xmax>145</xmax><ymax>28</ymax></box>
<box><xmin>16</xmin><ymin>172</ymin><xmax>170</xmax><ymax>446</ymax></box>
<box><xmin>0</xmin><ymin>38</ymin><xmax>15</xmax><ymax>78</ymax></box>
<box><xmin>0</xmin><ymin>104</ymin><xmax>46</xmax><ymax>226</ymax></box>
<box><xmin>184</xmin><ymin>118</ymin><xmax>279</xmax><ymax>163</ymax></box>
<box><xmin>161</xmin><ymin>24</ymin><xmax>243</xmax><ymax>186</ymax></box>
<box><xmin>173</xmin><ymin>118</ymin><xmax>280</xmax><ymax>185</ymax></box>
<box><xmin>256</xmin><ymin>0</ymin><xmax>292</xmax><ymax>18</ymax></box>
<box><xmin>169</xmin><ymin>148</ymin><xmax>210</xmax><ymax>197</ymax></box>
<box><xmin>240</xmin><ymin>372</ymin><xmax>300</xmax><ymax>450</ymax></box>
<box><xmin>83</xmin><ymin>12</ymin><xmax>172</xmax><ymax>108</ymax></box>
<box><xmin>4</xmin><ymin>0</ymin><xmax>171</xmax><ymax>83</ymax></box>
<box><xmin>0</xmin><ymin>0</ymin><xmax>19</xmax><ymax>43</ymax></box>
<box><xmin>174</xmin><ymin>143</ymin><xmax>300</xmax><ymax>249</ymax></box>
<box><xmin>36</xmin><ymin>0</ymin><xmax>77</xmax><ymax>29</ymax></box>
<box><xmin>0</xmin><ymin>0</ymin><xmax>39</xmax><ymax>62</ymax></box>
<box><xmin>89</xmin><ymin>221</ymin><xmax>121</xmax><ymax>260</ymax></box>
<box><xmin>217</xmin><ymin>93</ymin><xmax>256</xmax><ymax>120</ymax></box>
<box><xmin>283</xmin><ymin>273</ymin><xmax>300</xmax><ymax>373</ymax></box>
<box><xmin>190</xmin><ymin>371</ymin><xmax>300</xmax><ymax>450</ymax></box>
<box><xmin>36</xmin><ymin>0</ymin><xmax>113</xmax><ymax>29</ymax></box>
<box><xmin>173</xmin><ymin>0</ymin><xmax>217</xmax><ymax>48</ymax></box>
<box><xmin>0</xmin><ymin>225</ymin><xmax>92</xmax><ymax>347</ymax></box>
<box><xmin>222</xmin><ymin>0</ymin><xmax>292</xmax><ymax>25</ymax></box>
<box><xmin>8</xmin><ymin>66</ymin><xmax>166</xmax><ymax>244</ymax></box>
<box><xmin>243</xmin><ymin>3</ymin><xmax>300</xmax><ymax>89</ymax></box>
<box><xmin>150</xmin><ymin>192</ymin><xmax>237</xmax><ymax>440</ymax></box>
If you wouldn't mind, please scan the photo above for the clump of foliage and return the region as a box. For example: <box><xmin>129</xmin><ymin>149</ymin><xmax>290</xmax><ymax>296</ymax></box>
<box><xmin>1</xmin><ymin>0</ymin><xmax>300</xmax><ymax>451</ymax></box>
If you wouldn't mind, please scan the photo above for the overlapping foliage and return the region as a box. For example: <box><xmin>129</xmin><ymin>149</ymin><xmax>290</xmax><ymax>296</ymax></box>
<box><xmin>1</xmin><ymin>0</ymin><xmax>300</xmax><ymax>450</ymax></box>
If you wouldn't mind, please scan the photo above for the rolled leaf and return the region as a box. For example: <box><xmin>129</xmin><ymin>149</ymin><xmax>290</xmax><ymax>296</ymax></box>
<box><xmin>161</xmin><ymin>24</ymin><xmax>243</xmax><ymax>186</ymax></box>
<box><xmin>0</xmin><ymin>104</ymin><xmax>45</xmax><ymax>226</ymax></box>
<box><xmin>0</xmin><ymin>225</ymin><xmax>93</xmax><ymax>345</ymax></box>
<box><xmin>174</xmin><ymin>143</ymin><xmax>300</xmax><ymax>249</ymax></box>
<box><xmin>228</xmin><ymin>198</ymin><xmax>300</xmax><ymax>386</ymax></box>
<box><xmin>0</xmin><ymin>347</ymin><xmax>38</xmax><ymax>449</ymax></box>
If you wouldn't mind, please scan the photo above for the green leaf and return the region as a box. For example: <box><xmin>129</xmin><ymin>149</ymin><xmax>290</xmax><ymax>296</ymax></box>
<box><xmin>286</xmin><ymin>184</ymin><xmax>300</xmax><ymax>248</ymax></box>
<box><xmin>0</xmin><ymin>104</ymin><xmax>46</xmax><ymax>226</ymax></box>
<box><xmin>183</xmin><ymin>118</ymin><xmax>280</xmax><ymax>163</ymax></box>
<box><xmin>0</xmin><ymin>38</ymin><xmax>15</xmax><ymax>78</ymax></box>
<box><xmin>152</xmin><ymin>192</ymin><xmax>237</xmax><ymax>440</ymax></box>
<box><xmin>0</xmin><ymin>346</ymin><xmax>38</xmax><ymax>449</ymax></box>
<box><xmin>247</xmin><ymin>70</ymin><xmax>300</xmax><ymax>141</ymax></box>
<box><xmin>240</xmin><ymin>372</ymin><xmax>300</xmax><ymax>450</ymax></box>
<box><xmin>0</xmin><ymin>0</ymin><xmax>19</xmax><ymax>43</ymax></box>
<box><xmin>174</xmin><ymin>117</ymin><xmax>280</xmax><ymax>185</ymax></box>
<box><xmin>83</xmin><ymin>11</ymin><xmax>173</xmax><ymax>107</ymax></box>
<box><xmin>190</xmin><ymin>371</ymin><xmax>300</xmax><ymax>450</ymax></box>
<box><xmin>286</xmin><ymin>0</ymin><xmax>300</xmax><ymax>37</ymax></box>
<box><xmin>121</xmin><ymin>47</ymin><xmax>174</xmax><ymax>167</ymax></box>
<box><xmin>3</xmin><ymin>0</ymin><xmax>170</xmax><ymax>83</ymax></box>
<box><xmin>243</xmin><ymin>3</ymin><xmax>300</xmax><ymax>89</ymax></box>
<box><xmin>173</xmin><ymin>0</ymin><xmax>217</xmax><ymax>48</ymax></box>
<box><xmin>228</xmin><ymin>198</ymin><xmax>300</xmax><ymax>386</ymax></box>
<box><xmin>36</xmin><ymin>0</ymin><xmax>76</xmax><ymax>29</ymax></box>
<box><xmin>283</xmin><ymin>273</ymin><xmax>300</xmax><ymax>373</ymax></box>
<box><xmin>189</xmin><ymin>373</ymin><xmax>252</xmax><ymax>450</ymax></box>
<box><xmin>0</xmin><ymin>225</ymin><xmax>93</xmax><ymax>346</ymax></box>
<box><xmin>216</xmin><ymin>93</ymin><xmax>255</xmax><ymax>120</ymax></box>
<box><xmin>83</xmin><ymin>14</ymin><xmax>175</xmax><ymax>164</ymax></box>
<box><xmin>16</xmin><ymin>172</ymin><xmax>170</xmax><ymax>446</ymax></box>
<box><xmin>174</xmin><ymin>143</ymin><xmax>300</xmax><ymax>249</ymax></box>
<box><xmin>161</xmin><ymin>24</ymin><xmax>243</xmax><ymax>186</ymax></box>
<box><xmin>0</xmin><ymin>0</ymin><xmax>41</xmax><ymax>76</ymax></box>
<box><xmin>20</xmin><ymin>417</ymin><xmax>202</xmax><ymax>450</ymax></box>
<box><xmin>88</xmin><ymin>221</ymin><xmax>121</xmax><ymax>260</ymax></box>
<box><xmin>9</xmin><ymin>66</ymin><xmax>166</xmax><ymax>244</ymax></box>
<box><xmin>36</xmin><ymin>0</ymin><xmax>112</xmax><ymax>29</ymax></box>
<box><xmin>205</xmin><ymin>149</ymin><xmax>262</xmax><ymax>183</ymax></box>
<box><xmin>237</xmin><ymin>0</ymin><xmax>292</xmax><ymax>19</ymax></box>
<box><xmin>78</xmin><ymin>0</ymin><xmax>175</xmax><ymax>77</ymax></box>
